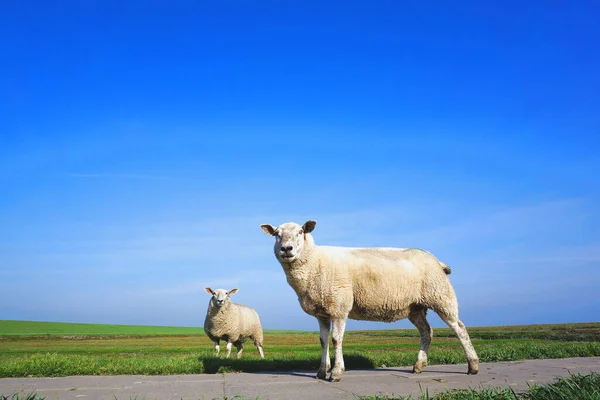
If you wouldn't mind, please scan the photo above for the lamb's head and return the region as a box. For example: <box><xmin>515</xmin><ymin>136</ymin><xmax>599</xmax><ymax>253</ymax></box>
<box><xmin>260</xmin><ymin>220</ymin><xmax>316</xmax><ymax>263</ymax></box>
<box><xmin>204</xmin><ymin>287</ymin><xmax>238</xmax><ymax>308</ymax></box>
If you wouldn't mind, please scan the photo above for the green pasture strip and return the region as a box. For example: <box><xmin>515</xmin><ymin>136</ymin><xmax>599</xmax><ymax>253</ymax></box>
<box><xmin>0</xmin><ymin>337</ymin><xmax>564</xmax><ymax>356</ymax></box>
<box><xmin>1</xmin><ymin>339</ymin><xmax>599</xmax><ymax>378</ymax></box>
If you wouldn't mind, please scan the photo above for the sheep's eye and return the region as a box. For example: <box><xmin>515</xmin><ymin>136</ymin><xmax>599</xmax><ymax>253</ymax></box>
<box><xmin>299</xmin><ymin>229</ymin><xmax>303</xmax><ymax>235</ymax></box>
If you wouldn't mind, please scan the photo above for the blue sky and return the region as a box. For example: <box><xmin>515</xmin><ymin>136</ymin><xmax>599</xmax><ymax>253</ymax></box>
<box><xmin>1</xmin><ymin>1</ymin><xmax>598</xmax><ymax>331</ymax></box>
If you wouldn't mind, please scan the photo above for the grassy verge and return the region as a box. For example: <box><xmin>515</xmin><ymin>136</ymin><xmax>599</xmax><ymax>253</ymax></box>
<box><xmin>0</xmin><ymin>394</ymin><xmax>46</xmax><ymax>400</ymax></box>
<box><xmin>360</xmin><ymin>372</ymin><xmax>600</xmax><ymax>400</ymax></box>
<box><xmin>1</xmin><ymin>321</ymin><xmax>599</xmax><ymax>378</ymax></box>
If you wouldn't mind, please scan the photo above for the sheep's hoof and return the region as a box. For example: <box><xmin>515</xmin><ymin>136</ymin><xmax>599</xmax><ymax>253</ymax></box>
<box><xmin>468</xmin><ymin>360</ymin><xmax>479</xmax><ymax>375</ymax></box>
<box><xmin>412</xmin><ymin>361</ymin><xmax>426</xmax><ymax>373</ymax></box>
<box><xmin>329</xmin><ymin>368</ymin><xmax>344</xmax><ymax>382</ymax></box>
<box><xmin>316</xmin><ymin>368</ymin><xmax>328</xmax><ymax>380</ymax></box>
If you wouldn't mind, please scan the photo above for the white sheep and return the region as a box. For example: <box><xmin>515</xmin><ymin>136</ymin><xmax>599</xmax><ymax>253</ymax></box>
<box><xmin>260</xmin><ymin>220</ymin><xmax>479</xmax><ymax>382</ymax></box>
<box><xmin>203</xmin><ymin>287</ymin><xmax>265</xmax><ymax>359</ymax></box>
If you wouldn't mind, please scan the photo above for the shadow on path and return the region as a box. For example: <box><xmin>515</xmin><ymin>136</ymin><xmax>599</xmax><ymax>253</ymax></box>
<box><xmin>200</xmin><ymin>354</ymin><xmax>376</xmax><ymax>375</ymax></box>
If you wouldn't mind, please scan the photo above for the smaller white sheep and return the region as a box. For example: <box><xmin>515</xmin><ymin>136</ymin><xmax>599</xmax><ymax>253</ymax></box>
<box><xmin>203</xmin><ymin>287</ymin><xmax>265</xmax><ymax>359</ymax></box>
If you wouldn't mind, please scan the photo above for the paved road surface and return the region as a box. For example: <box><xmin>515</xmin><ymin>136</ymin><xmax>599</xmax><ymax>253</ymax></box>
<box><xmin>1</xmin><ymin>357</ymin><xmax>599</xmax><ymax>400</ymax></box>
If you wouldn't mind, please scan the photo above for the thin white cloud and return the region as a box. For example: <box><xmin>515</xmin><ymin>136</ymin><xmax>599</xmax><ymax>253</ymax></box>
<box><xmin>458</xmin><ymin>272</ymin><xmax>600</xmax><ymax>309</ymax></box>
<box><xmin>130</xmin><ymin>268</ymin><xmax>277</xmax><ymax>297</ymax></box>
<box><xmin>490</xmin><ymin>255</ymin><xmax>600</xmax><ymax>265</ymax></box>
<box><xmin>66</xmin><ymin>172</ymin><xmax>177</xmax><ymax>181</ymax></box>
<box><xmin>420</xmin><ymin>197</ymin><xmax>578</xmax><ymax>233</ymax></box>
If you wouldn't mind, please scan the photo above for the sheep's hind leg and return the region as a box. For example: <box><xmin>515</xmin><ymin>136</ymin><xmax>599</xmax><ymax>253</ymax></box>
<box><xmin>438</xmin><ymin>312</ymin><xmax>479</xmax><ymax>375</ymax></box>
<box><xmin>316</xmin><ymin>316</ymin><xmax>331</xmax><ymax>380</ymax></box>
<box><xmin>213</xmin><ymin>340</ymin><xmax>221</xmax><ymax>357</ymax></box>
<box><xmin>252</xmin><ymin>330</ymin><xmax>265</xmax><ymax>359</ymax></box>
<box><xmin>330</xmin><ymin>317</ymin><xmax>347</xmax><ymax>382</ymax></box>
<box><xmin>254</xmin><ymin>338</ymin><xmax>265</xmax><ymax>359</ymax></box>
<box><xmin>408</xmin><ymin>306</ymin><xmax>432</xmax><ymax>373</ymax></box>
<box><xmin>256</xmin><ymin>343</ymin><xmax>265</xmax><ymax>359</ymax></box>
<box><xmin>225</xmin><ymin>342</ymin><xmax>233</xmax><ymax>358</ymax></box>
<box><xmin>235</xmin><ymin>342</ymin><xmax>243</xmax><ymax>359</ymax></box>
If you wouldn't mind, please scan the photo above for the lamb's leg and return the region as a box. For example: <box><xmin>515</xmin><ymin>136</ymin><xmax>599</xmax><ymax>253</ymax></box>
<box><xmin>316</xmin><ymin>316</ymin><xmax>331</xmax><ymax>380</ymax></box>
<box><xmin>408</xmin><ymin>307</ymin><xmax>432</xmax><ymax>373</ymax></box>
<box><xmin>214</xmin><ymin>340</ymin><xmax>220</xmax><ymax>357</ymax></box>
<box><xmin>330</xmin><ymin>317</ymin><xmax>347</xmax><ymax>382</ymax></box>
<box><xmin>235</xmin><ymin>343</ymin><xmax>243</xmax><ymax>359</ymax></box>
<box><xmin>438</xmin><ymin>312</ymin><xmax>479</xmax><ymax>374</ymax></box>
<box><xmin>225</xmin><ymin>342</ymin><xmax>233</xmax><ymax>358</ymax></box>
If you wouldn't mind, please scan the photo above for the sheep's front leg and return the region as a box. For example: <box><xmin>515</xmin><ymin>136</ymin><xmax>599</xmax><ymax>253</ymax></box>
<box><xmin>330</xmin><ymin>317</ymin><xmax>347</xmax><ymax>382</ymax></box>
<box><xmin>316</xmin><ymin>316</ymin><xmax>331</xmax><ymax>380</ymax></box>
<box><xmin>408</xmin><ymin>307</ymin><xmax>432</xmax><ymax>373</ymax></box>
<box><xmin>225</xmin><ymin>342</ymin><xmax>233</xmax><ymax>358</ymax></box>
<box><xmin>214</xmin><ymin>340</ymin><xmax>220</xmax><ymax>357</ymax></box>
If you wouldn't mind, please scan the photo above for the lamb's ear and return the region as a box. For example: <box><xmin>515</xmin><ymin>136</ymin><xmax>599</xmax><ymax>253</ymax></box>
<box><xmin>227</xmin><ymin>288</ymin><xmax>239</xmax><ymax>296</ymax></box>
<box><xmin>260</xmin><ymin>224</ymin><xmax>277</xmax><ymax>236</ymax></box>
<box><xmin>302</xmin><ymin>220</ymin><xmax>317</xmax><ymax>233</ymax></box>
<box><xmin>204</xmin><ymin>287</ymin><xmax>215</xmax><ymax>295</ymax></box>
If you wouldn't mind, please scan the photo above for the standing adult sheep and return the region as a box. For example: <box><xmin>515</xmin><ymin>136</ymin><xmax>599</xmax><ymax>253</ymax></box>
<box><xmin>260</xmin><ymin>220</ymin><xmax>479</xmax><ymax>382</ymax></box>
<box><xmin>203</xmin><ymin>287</ymin><xmax>265</xmax><ymax>359</ymax></box>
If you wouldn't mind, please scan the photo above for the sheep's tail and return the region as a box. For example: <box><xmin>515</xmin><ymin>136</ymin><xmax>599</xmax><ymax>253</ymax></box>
<box><xmin>440</xmin><ymin>262</ymin><xmax>451</xmax><ymax>275</ymax></box>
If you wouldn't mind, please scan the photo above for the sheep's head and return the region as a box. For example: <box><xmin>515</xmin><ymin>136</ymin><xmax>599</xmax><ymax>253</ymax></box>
<box><xmin>204</xmin><ymin>287</ymin><xmax>238</xmax><ymax>308</ymax></box>
<box><xmin>260</xmin><ymin>220</ymin><xmax>316</xmax><ymax>263</ymax></box>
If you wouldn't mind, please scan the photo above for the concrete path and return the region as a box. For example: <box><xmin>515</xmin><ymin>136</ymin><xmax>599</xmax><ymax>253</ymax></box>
<box><xmin>1</xmin><ymin>357</ymin><xmax>599</xmax><ymax>400</ymax></box>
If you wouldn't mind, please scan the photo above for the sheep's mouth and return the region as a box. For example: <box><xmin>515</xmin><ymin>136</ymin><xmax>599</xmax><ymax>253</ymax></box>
<box><xmin>280</xmin><ymin>253</ymin><xmax>295</xmax><ymax>260</ymax></box>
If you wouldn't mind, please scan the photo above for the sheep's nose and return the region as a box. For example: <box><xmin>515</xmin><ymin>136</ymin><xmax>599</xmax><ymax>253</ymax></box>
<box><xmin>281</xmin><ymin>245</ymin><xmax>293</xmax><ymax>252</ymax></box>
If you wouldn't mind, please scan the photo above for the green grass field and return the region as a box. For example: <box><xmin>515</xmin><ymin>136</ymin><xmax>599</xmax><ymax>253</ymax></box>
<box><xmin>1</xmin><ymin>320</ymin><xmax>599</xmax><ymax>378</ymax></box>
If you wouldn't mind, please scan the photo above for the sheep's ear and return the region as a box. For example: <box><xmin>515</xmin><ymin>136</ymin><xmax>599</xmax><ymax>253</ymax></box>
<box><xmin>204</xmin><ymin>287</ymin><xmax>215</xmax><ymax>295</ymax></box>
<box><xmin>302</xmin><ymin>220</ymin><xmax>317</xmax><ymax>233</ymax></box>
<box><xmin>227</xmin><ymin>288</ymin><xmax>239</xmax><ymax>296</ymax></box>
<box><xmin>260</xmin><ymin>224</ymin><xmax>277</xmax><ymax>236</ymax></box>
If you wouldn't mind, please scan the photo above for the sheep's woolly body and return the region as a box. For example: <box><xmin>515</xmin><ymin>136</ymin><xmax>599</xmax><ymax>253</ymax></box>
<box><xmin>261</xmin><ymin>220</ymin><xmax>479</xmax><ymax>382</ymax></box>
<box><xmin>204</xmin><ymin>303</ymin><xmax>263</xmax><ymax>345</ymax></box>
<box><xmin>282</xmin><ymin>244</ymin><xmax>457</xmax><ymax>322</ymax></box>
